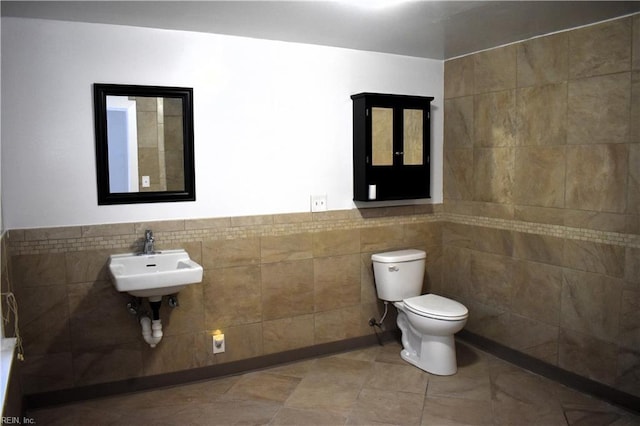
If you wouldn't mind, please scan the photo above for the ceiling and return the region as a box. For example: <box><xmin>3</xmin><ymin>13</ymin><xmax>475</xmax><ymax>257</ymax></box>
<box><xmin>2</xmin><ymin>1</ymin><xmax>639</xmax><ymax>59</ymax></box>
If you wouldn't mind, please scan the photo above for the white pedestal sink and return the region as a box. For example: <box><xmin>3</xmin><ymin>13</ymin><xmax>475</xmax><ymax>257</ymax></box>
<box><xmin>108</xmin><ymin>249</ymin><xmax>203</xmax><ymax>299</ymax></box>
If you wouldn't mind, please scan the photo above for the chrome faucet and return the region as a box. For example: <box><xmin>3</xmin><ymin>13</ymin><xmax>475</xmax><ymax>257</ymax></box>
<box><xmin>142</xmin><ymin>229</ymin><xmax>155</xmax><ymax>255</ymax></box>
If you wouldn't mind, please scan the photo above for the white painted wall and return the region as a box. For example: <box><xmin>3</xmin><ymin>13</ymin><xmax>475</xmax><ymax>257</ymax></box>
<box><xmin>1</xmin><ymin>17</ymin><xmax>443</xmax><ymax>229</ymax></box>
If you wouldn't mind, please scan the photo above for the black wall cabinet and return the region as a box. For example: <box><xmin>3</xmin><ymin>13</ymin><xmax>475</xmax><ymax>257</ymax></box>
<box><xmin>352</xmin><ymin>93</ymin><xmax>434</xmax><ymax>202</ymax></box>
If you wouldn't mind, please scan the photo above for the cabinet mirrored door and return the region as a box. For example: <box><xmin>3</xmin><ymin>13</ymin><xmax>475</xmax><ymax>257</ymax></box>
<box><xmin>372</xmin><ymin>107</ymin><xmax>394</xmax><ymax>166</ymax></box>
<box><xmin>403</xmin><ymin>109</ymin><xmax>423</xmax><ymax>166</ymax></box>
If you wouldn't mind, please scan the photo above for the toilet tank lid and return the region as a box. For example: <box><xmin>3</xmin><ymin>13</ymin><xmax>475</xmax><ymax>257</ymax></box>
<box><xmin>372</xmin><ymin>249</ymin><xmax>426</xmax><ymax>263</ymax></box>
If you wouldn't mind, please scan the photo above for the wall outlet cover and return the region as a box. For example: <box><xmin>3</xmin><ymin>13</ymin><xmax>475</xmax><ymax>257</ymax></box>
<box><xmin>311</xmin><ymin>195</ymin><xmax>327</xmax><ymax>212</ymax></box>
<box><xmin>213</xmin><ymin>334</ymin><xmax>225</xmax><ymax>354</ymax></box>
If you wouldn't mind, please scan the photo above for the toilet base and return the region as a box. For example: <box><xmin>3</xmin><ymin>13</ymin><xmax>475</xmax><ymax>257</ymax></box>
<box><xmin>399</xmin><ymin>334</ymin><xmax>458</xmax><ymax>375</ymax></box>
<box><xmin>395</xmin><ymin>303</ymin><xmax>463</xmax><ymax>376</ymax></box>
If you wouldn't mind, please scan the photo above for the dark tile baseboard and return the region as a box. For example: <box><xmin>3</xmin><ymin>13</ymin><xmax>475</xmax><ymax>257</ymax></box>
<box><xmin>457</xmin><ymin>330</ymin><xmax>640</xmax><ymax>415</ymax></box>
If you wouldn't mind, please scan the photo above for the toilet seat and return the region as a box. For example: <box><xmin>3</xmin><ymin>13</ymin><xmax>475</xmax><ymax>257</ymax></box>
<box><xmin>403</xmin><ymin>294</ymin><xmax>468</xmax><ymax>321</ymax></box>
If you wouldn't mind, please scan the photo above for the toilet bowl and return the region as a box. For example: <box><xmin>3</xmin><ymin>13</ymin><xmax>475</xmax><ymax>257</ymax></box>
<box><xmin>371</xmin><ymin>249</ymin><xmax>468</xmax><ymax>375</ymax></box>
<box><xmin>395</xmin><ymin>294</ymin><xmax>467</xmax><ymax>375</ymax></box>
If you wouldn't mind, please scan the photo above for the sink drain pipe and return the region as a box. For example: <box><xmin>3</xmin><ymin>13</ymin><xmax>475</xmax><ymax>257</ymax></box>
<box><xmin>140</xmin><ymin>298</ymin><xmax>163</xmax><ymax>348</ymax></box>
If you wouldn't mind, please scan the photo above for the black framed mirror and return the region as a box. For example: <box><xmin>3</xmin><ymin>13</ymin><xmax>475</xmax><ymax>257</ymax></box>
<box><xmin>93</xmin><ymin>83</ymin><xmax>195</xmax><ymax>204</ymax></box>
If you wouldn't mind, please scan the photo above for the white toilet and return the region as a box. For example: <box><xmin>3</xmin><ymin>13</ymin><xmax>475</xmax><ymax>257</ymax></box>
<box><xmin>372</xmin><ymin>249</ymin><xmax>468</xmax><ymax>375</ymax></box>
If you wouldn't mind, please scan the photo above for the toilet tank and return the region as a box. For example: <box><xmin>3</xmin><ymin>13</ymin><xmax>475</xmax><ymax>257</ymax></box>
<box><xmin>371</xmin><ymin>249</ymin><xmax>426</xmax><ymax>301</ymax></box>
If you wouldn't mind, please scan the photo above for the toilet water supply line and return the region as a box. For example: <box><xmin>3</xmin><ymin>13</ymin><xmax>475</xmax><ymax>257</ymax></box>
<box><xmin>369</xmin><ymin>301</ymin><xmax>389</xmax><ymax>346</ymax></box>
<box><xmin>369</xmin><ymin>301</ymin><xmax>389</xmax><ymax>328</ymax></box>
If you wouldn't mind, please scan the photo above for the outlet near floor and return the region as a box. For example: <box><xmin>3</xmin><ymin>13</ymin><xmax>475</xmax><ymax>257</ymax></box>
<box><xmin>212</xmin><ymin>332</ymin><xmax>225</xmax><ymax>354</ymax></box>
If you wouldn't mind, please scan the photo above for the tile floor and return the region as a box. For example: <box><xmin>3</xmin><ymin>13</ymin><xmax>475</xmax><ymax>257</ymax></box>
<box><xmin>28</xmin><ymin>341</ymin><xmax>639</xmax><ymax>425</ymax></box>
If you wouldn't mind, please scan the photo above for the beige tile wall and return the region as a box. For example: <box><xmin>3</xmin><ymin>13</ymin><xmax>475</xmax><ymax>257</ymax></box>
<box><xmin>5</xmin><ymin>206</ymin><xmax>443</xmax><ymax>393</ymax></box>
<box><xmin>442</xmin><ymin>15</ymin><xmax>640</xmax><ymax>398</ymax></box>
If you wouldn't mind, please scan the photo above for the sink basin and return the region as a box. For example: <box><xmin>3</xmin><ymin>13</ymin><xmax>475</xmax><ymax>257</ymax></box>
<box><xmin>109</xmin><ymin>249</ymin><xmax>203</xmax><ymax>298</ymax></box>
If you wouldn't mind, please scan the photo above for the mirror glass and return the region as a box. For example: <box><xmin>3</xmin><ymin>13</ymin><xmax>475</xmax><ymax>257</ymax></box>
<box><xmin>94</xmin><ymin>84</ymin><xmax>195</xmax><ymax>204</ymax></box>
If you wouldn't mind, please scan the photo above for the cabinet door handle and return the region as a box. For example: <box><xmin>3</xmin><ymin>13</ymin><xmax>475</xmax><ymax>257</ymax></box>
<box><xmin>394</xmin><ymin>151</ymin><xmax>404</xmax><ymax>156</ymax></box>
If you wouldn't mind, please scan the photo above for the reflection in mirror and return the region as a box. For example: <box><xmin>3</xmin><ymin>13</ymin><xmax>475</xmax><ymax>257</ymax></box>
<box><xmin>106</xmin><ymin>96</ymin><xmax>139</xmax><ymax>192</ymax></box>
<box><xmin>94</xmin><ymin>84</ymin><xmax>195</xmax><ymax>205</ymax></box>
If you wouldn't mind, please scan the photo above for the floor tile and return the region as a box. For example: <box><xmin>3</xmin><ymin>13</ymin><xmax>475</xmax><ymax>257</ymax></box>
<box><xmin>365</xmin><ymin>361</ymin><xmax>429</xmax><ymax>394</ymax></box>
<box><xmin>284</xmin><ymin>376</ymin><xmax>361</xmax><ymax>415</ymax></box>
<box><xmin>347</xmin><ymin>388</ymin><xmax>425</xmax><ymax>425</ymax></box>
<box><xmin>307</xmin><ymin>355</ymin><xmax>373</xmax><ymax>387</ymax></box>
<box><xmin>271</xmin><ymin>407</ymin><xmax>347</xmax><ymax>425</ymax></box>
<box><xmin>223</xmin><ymin>372</ymin><xmax>301</xmax><ymax>403</ymax></box>
<box><xmin>491</xmin><ymin>398</ymin><xmax>567</xmax><ymax>426</ymax></box>
<box><xmin>427</xmin><ymin>361</ymin><xmax>492</xmax><ymax>401</ymax></box>
<box><xmin>421</xmin><ymin>396</ymin><xmax>494</xmax><ymax>425</ymax></box>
